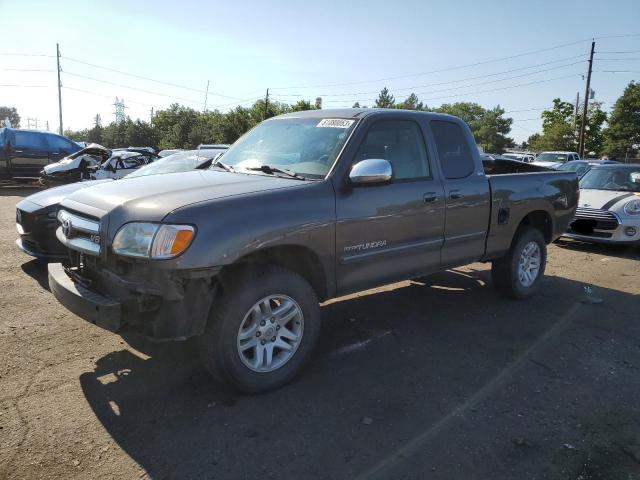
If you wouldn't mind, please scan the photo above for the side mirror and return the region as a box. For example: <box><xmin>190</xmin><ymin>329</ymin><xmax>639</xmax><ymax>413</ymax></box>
<box><xmin>349</xmin><ymin>159</ymin><xmax>392</xmax><ymax>186</ymax></box>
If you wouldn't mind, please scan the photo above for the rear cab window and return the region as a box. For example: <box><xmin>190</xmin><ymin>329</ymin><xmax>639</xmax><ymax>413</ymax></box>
<box><xmin>430</xmin><ymin>120</ymin><xmax>475</xmax><ymax>179</ymax></box>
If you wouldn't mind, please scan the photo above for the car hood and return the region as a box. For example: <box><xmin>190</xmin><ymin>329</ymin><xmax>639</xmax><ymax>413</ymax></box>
<box><xmin>579</xmin><ymin>188</ymin><xmax>640</xmax><ymax>211</ymax></box>
<box><xmin>532</xmin><ymin>161</ymin><xmax>562</xmax><ymax>168</ymax></box>
<box><xmin>17</xmin><ymin>180</ymin><xmax>113</xmax><ymax>210</ymax></box>
<box><xmin>60</xmin><ymin>170</ymin><xmax>307</xmax><ymax>221</ymax></box>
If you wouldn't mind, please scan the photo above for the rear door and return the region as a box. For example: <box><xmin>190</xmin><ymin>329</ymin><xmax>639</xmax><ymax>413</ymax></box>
<box><xmin>9</xmin><ymin>131</ymin><xmax>50</xmax><ymax>175</ymax></box>
<box><xmin>335</xmin><ymin>118</ymin><xmax>445</xmax><ymax>294</ymax></box>
<box><xmin>429</xmin><ymin>120</ymin><xmax>491</xmax><ymax>267</ymax></box>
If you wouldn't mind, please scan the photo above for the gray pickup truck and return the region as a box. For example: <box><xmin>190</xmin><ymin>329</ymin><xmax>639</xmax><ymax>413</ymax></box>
<box><xmin>47</xmin><ymin>109</ymin><xmax>579</xmax><ymax>392</ymax></box>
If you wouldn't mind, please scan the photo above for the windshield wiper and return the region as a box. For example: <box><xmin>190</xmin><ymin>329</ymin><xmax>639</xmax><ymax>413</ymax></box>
<box><xmin>211</xmin><ymin>159</ymin><xmax>235</xmax><ymax>172</ymax></box>
<box><xmin>245</xmin><ymin>164</ymin><xmax>307</xmax><ymax>180</ymax></box>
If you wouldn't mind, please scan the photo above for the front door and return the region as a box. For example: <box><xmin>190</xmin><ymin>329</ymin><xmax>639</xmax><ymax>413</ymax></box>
<box><xmin>9</xmin><ymin>131</ymin><xmax>50</xmax><ymax>175</ymax></box>
<box><xmin>335</xmin><ymin>119</ymin><xmax>445</xmax><ymax>294</ymax></box>
<box><xmin>429</xmin><ymin>120</ymin><xmax>491</xmax><ymax>267</ymax></box>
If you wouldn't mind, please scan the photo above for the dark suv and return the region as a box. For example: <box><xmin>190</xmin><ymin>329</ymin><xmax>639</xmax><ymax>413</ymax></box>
<box><xmin>0</xmin><ymin>128</ymin><xmax>81</xmax><ymax>181</ymax></box>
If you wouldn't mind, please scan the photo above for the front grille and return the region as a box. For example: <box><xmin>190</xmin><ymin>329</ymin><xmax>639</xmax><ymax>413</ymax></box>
<box><xmin>57</xmin><ymin>209</ymin><xmax>101</xmax><ymax>256</ymax></box>
<box><xmin>573</xmin><ymin>207</ymin><xmax>619</xmax><ymax>231</ymax></box>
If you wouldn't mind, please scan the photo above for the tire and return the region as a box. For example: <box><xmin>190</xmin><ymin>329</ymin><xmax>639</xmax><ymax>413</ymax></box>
<box><xmin>197</xmin><ymin>266</ymin><xmax>321</xmax><ymax>393</ymax></box>
<box><xmin>491</xmin><ymin>226</ymin><xmax>547</xmax><ymax>299</ymax></box>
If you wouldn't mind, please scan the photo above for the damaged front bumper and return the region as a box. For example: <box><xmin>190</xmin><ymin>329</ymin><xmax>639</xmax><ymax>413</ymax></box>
<box><xmin>48</xmin><ymin>261</ymin><xmax>220</xmax><ymax>340</ymax></box>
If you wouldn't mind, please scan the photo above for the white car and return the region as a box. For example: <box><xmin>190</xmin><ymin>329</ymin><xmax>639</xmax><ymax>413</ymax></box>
<box><xmin>90</xmin><ymin>150</ymin><xmax>159</xmax><ymax>180</ymax></box>
<box><xmin>532</xmin><ymin>151</ymin><xmax>580</xmax><ymax>169</ymax></box>
<box><xmin>502</xmin><ymin>152</ymin><xmax>535</xmax><ymax>163</ymax></box>
<box><xmin>564</xmin><ymin>164</ymin><xmax>640</xmax><ymax>244</ymax></box>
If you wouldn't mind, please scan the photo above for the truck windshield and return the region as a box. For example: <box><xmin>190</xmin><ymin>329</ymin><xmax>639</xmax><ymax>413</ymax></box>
<box><xmin>217</xmin><ymin>117</ymin><xmax>357</xmax><ymax>179</ymax></box>
<box><xmin>580</xmin><ymin>168</ymin><xmax>640</xmax><ymax>192</ymax></box>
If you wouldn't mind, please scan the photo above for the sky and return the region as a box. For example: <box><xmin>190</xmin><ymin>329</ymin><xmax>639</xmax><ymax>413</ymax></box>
<box><xmin>1</xmin><ymin>0</ymin><xmax>639</xmax><ymax>143</ymax></box>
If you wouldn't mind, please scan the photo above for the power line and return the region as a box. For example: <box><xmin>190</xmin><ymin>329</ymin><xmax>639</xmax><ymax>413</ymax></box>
<box><xmin>270</xmin><ymin>39</ymin><xmax>593</xmax><ymax>90</ymax></box>
<box><xmin>0</xmin><ymin>52</ymin><xmax>54</xmax><ymax>57</ymax></box>
<box><xmin>61</xmin><ymin>55</ymin><xmax>245</xmax><ymax>100</ymax></box>
<box><xmin>596</xmin><ymin>58</ymin><xmax>640</xmax><ymax>61</ymax></box>
<box><xmin>0</xmin><ymin>68</ymin><xmax>55</xmax><ymax>72</ymax></box>
<box><xmin>322</xmin><ymin>73</ymin><xmax>582</xmax><ymax>105</ymax></box>
<box><xmin>63</xmin><ymin>71</ymin><xmax>205</xmax><ymax>106</ymax></box>
<box><xmin>594</xmin><ymin>70</ymin><xmax>640</xmax><ymax>73</ymax></box>
<box><xmin>272</xmin><ymin>55</ymin><xmax>587</xmax><ymax>98</ymax></box>
<box><xmin>275</xmin><ymin>61</ymin><xmax>586</xmax><ymax>103</ymax></box>
<box><xmin>0</xmin><ymin>84</ymin><xmax>49</xmax><ymax>88</ymax></box>
<box><xmin>597</xmin><ymin>50</ymin><xmax>640</xmax><ymax>54</ymax></box>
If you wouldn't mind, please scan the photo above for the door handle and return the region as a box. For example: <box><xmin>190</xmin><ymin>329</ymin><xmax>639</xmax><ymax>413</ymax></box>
<box><xmin>449</xmin><ymin>190</ymin><xmax>463</xmax><ymax>200</ymax></box>
<box><xmin>423</xmin><ymin>192</ymin><xmax>438</xmax><ymax>203</ymax></box>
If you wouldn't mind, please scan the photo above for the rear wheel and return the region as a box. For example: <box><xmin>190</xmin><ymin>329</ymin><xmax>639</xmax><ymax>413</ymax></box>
<box><xmin>492</xmin><ymin>226</ymin><xmax>546</xmax><ymax>299</ymax></box>
<box><xmin>197</xmin><ymin>266</ymin><xmax>321</xmax><ymax>393</ymax></box>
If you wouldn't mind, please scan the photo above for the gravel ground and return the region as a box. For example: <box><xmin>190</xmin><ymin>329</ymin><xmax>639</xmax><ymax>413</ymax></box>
<box><xmin>1</xmin><ymin>187</ymin><xmax>639</xmax><ymax>480</ymax></box>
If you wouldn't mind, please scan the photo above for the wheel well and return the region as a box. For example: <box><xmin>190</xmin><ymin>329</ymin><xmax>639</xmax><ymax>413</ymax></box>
<box><xmin>519</xmin><ymin>210</ymin><xmax>553</xmax><ymax>243</ymax></box>
<box><xmin>219</xmin><ymin>245</ymin><xmax>328</xmax><ymax>301</ymax></box>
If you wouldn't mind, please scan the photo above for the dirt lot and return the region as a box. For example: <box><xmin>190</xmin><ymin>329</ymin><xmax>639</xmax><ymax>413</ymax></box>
<box><xmin>1</xmin><ymin>186</ymin><xmax>639</xmax><ymax>480</ymax></box>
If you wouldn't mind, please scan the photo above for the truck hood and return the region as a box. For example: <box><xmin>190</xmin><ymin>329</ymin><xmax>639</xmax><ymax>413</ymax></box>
<box><xmin>579</xmin><ymin>188</ymin><xmax>640</xmax><ymax>212</ymax></box>
<box><xmin>531</xmin><ymin>161</ymin><xmax>561</xmax><ymax>168</ymax></box>
<box><xmin>18</xmin><ymin>180</ymin><xmax>112</xmax><ymax>210</ymax></box>
<box><xmin>60</xmin><ymin>170</ymin><xmax>306</xmax><ymax>221</ymax></box>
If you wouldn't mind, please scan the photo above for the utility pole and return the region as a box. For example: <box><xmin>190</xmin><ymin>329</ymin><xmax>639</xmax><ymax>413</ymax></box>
<box><xmin>578</xmin><ymin>40</ymin><xmax>595</xmax><ymax>157</ymax></box>
<box><xmin>149</xmin><ymin>107</ymin><xmax>154</xmax><ymax>123</ymax></box>
<box><xmin>264</xmin><ymin>88</ymin><xmax>269</xmax><ymax>120</ymax></box>
<box><xmin>573</xmin><ymin>91</ymin><xmax>580</xmax><ymax>131</ymax></box>
<box><xmin>56</xmin><ymin>43</ymin><xmax>63</xmax><ymax>135</ymax></box>
<box><xmin>113</xmin><ymin>97</ymin><xmax>126</xmax><ymax>123</ymax></box>
<box><xmin>203</xmin><ymin>80</ymin><xmax>210</xmax><ymax>112</ymax></box>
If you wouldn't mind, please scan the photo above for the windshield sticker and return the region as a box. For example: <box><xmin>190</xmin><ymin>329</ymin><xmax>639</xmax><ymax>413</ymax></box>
<box><xmin>317</xmin><ymin>119</ymin><xmax>355</xmax><ymax>129</ymax></box>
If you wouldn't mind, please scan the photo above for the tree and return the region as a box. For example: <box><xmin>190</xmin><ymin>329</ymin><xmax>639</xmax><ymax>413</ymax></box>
<box><xmin>86</xmin><ymin>114</ymin><xmax>103</xmax><ymax>144</ymax></box>
<box><xmin>528</xmin><ymin>98</ymin><xmax>607</xmax><ymax>155</ymax></box>
<box><xmin>578</xmin><ymin>102</ymin><xmax>607</xmax><ymax>156</ymax></box>
<box><xmin>435</xmin><ymin>102</ymin><xmax>514</xmax><ymax>153</ymax></box>
<box><xmin>0</xmin><ymin>106</ymin><xmax>20</xmax><ymax>128</ymax></box>
<box><xmin>603</xmin><ymin>81</ymin><xmax>640</xmax><ymax>159</ymax></box>
<box><xmin>396</xmin><ymin>93</ymin><xmax>425</xmax><ymax>111</ymax></box>
<box><xmin>374</xmin><ymin>87</ymin><xmax>395</xmax><ymax>108</ymax></box>
<box><xmin>352</xmin><ymin>102</ymin><xmax>361</xmax><ymax>108</ymax></box>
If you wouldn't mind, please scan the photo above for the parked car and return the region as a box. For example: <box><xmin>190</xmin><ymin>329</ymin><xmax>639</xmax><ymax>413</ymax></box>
<box><xmin>16</xmin><ymin>149</ymin><xmax>223</xmax><ymax>260</ymax></box>
<box><xmin>564</xmin><ymin>164</ymin><xmax>640</xmax><ymax>244</ymax></box>
<box><xmin>90</xmin><ymin>150</ymin><xmax>160</xmax><ymax>180</ymax></box>
<box><xmin>158</xmin><ymin>149</ymin><xmax>184</xmax><ymax>158</ymax></box>
<box><xmin>47</xmin><ymin>109</ymin><xmax>578</xmax><ymax>393</ymax></box>
<box><xmin>0</xmin><ymin>128</ymin><xmax>81</xmax><ymax>181</ymax></box>
<box><xmin>41</xmin><ymin>148</ymin><xmax>159</xmax><ymax>185</ymax></box>
<box><xmin>556</xmin><ymin>159</ymin><xmax>619</xmax><ymax>178</ymax></box>
<box><xmin>40</xmin><ymin>144</ymin><xmax>111</xmax><ymax>186</ymax></box>
<box><xmin>532</xmin><ymin>151</ymin><xmax>580</xmax><ymax>169</ymax></box>
<box><xmin>502</xmin><ymin>152</ymin><xmax>535</xmax><ymax>163</ymax></box>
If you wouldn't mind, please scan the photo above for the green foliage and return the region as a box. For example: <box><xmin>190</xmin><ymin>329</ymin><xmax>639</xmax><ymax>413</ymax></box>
<box><xmin>603</xmin><ymin>81</ymin><xmax>640</xmax><ymax>159</ymax></box>
<box><xmin>396</xmin><ymin>93</ymin><xmax>426</xmax><ymax>111</ymax></box>
<box><xmin>0</xmin><ymin>106</ymin><xmax>21</xmax><ymax>128</ymax></box>
<box><xmin>435</xmin><ymin>102</ymin><xmax>514</xmax><ymax>153</ymax></box>
<box><xmin>527</xmin><ymin>98</ymin><xmax>607</xmax><ymax>154</ymax></box>
<box><xmin>375</xmin><ymin>87</ymin><xmax>395</xmax><ymax>108</ymax></box>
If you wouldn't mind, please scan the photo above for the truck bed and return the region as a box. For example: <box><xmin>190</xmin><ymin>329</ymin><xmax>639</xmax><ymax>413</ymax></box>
<box><xmin>483</xmin><ymin>167</ymin><xmax>579</xmax><ymax>260</ymax></box>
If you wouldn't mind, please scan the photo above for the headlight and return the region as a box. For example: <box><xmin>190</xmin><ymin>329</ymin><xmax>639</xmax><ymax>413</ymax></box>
<box><xmin>112</xmin><ymin>222</ymin><xmax>195</xmax><ymax>259</ymax></box>
<box><xmin>623</xmin><ymin>199</ymin><xmax>640</xmax><ymax>216</ymax></box>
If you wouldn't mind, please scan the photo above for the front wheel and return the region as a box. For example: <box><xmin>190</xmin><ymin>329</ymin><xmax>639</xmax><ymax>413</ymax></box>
<box><xmin>491</xmin><ymin>226</ymin><xmax>547</xmax><ymax>299</ymax></box>
<box><xmin>197</xmin><ymin>266</ymin><xmax>321</xmax><ymax>393</ymax></box>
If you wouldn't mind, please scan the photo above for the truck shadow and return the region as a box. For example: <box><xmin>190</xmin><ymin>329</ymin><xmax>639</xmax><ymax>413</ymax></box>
<box><xmin>79</xmin><ymin>269</ymin><xmax>637</xmax><ymax>479</ymax></box>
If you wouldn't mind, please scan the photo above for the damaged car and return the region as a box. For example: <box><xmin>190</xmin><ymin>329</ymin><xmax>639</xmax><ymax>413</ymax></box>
<box><xmin>17</xmin><ymin>149</ymin><xmax>223</xmax><ymax>260</ymax></box>
<box><xmin>564</xmin><ymin>164</ymin><xmax>640</xmax><ymax>244</ymax></box>
<box><xmin>40</xmin><ymin>147</ymin><xmax>159</xmax><ymax>186</ymax></box>
<box><xmin>39</xmin><ymin>143</ymin><xmax>111</xmax><ymax>186</ymax></box>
